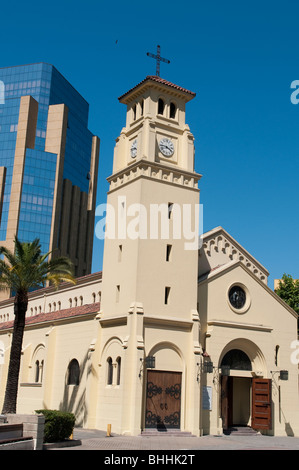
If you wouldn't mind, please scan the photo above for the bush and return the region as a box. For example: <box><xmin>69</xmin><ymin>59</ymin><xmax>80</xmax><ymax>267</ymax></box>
<box><xmin>36</xmin><ymin>409</ymin><xmax>76</xmax><ymax>443</ymax></box>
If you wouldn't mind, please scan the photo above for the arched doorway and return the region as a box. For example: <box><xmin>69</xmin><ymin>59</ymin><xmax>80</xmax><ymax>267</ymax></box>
<box><xmin>220</xmin><ymin>349</ymin><xmax>252</xmax><ymax>430</ymax></box>
<box><xmin>144</xmin><ymin>343</ymin><xmax>183</xmax><ymax>431</ymax></box>
<box><xmin>219</xmin><ymin>344</ymin><xmax>271</xmax><ymax>433</ymax></box>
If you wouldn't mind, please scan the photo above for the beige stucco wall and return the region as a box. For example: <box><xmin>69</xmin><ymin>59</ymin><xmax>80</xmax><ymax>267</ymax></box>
<box><xmin>198</xmin><ymin>262</ymin><xmax>299</xmax><ymax>436</ymax></box>
<box><xmin>0</xmin><ymin>312</ymin><xmax>100</xmax><ymax>427</ymax></box>
<box><xmin>0</xmin><ymin>72</ymin><xmax>298</xmax><ymax>439</ymax></box>
<box><xmin>101</xmin><ymin>176</ymin><xmax>199</xmax><ymax>321</ymax></box>
<box><xmin>0</xmin><ymin>253</ymin><xmax>298</xmax><ymax>437</ymax></box>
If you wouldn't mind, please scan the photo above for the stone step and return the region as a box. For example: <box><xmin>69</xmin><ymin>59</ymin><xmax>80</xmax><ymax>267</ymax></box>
<box><xmin>141</xmin><ymin>429</ymin><xmax>195</xmax><ymax>437</ymax></box>
<box><xmin>224</xmin><ymin>426</ymin><xmax>259</xmax><ymax>436</ymax></box>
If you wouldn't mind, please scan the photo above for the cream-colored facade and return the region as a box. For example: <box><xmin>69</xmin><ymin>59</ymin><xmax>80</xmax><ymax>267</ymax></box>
<box><xmin>0</xmin><ymin>76</ymin><xmax>298</xmax><ymax>437</ymax></box>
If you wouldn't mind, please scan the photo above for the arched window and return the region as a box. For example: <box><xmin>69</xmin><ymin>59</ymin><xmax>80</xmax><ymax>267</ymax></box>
<box><xmin>92</xmin><ymin>293</ymin><xmax>96</xmax><ymax>303</ymax></box>
<box><xmin>68</xmin><ymin>359</ymin><xmax>80</xmax><ymax>385</ymax></box>
<box><xmin>74</xmin><ymin>297</ymin><xmax>78</xmax><ymax>307</ymax></box>
<box><xmin>80</xmin><ymin>296</ymin><xmax>83</xmax><ymax>306</ymax></box>
<box><xmin>107</xmin><ymin>357</ymin><xmax>113</xmax><ymax>385</ymax></box>
<box><xmin>69</xmin><ymin>298</ymin><xmax>72</xmax><ymax>308</ymax></box>
<box><xmin>34</xmin><ymin>359</ymin><xmax>44</xmax><ymax>383</ymax></box>
<box><xmin>58</xmin><ymin>301</ymin><xmax>61</xmax><ymax>310</ymax></box>
<box><xmin>35</xmin><ymin>360</ymin><xmax>40</xmax><ymax>383</ymax></box>
<box><xmin>133</xmin><ymin>104</ymin><xmax>136</xmax><ymax>120</ymax></box>
<box><xmin>158</xmin><ymin>98</ymin><xmax>165</xmax><ymax>115</ymax></box>
<box><xmin>221</xmin><ymin>349</ymin><xmax>252</xmax><ymax>371</ymax></box>
<box><xmin>40</xmin><ymin>360</ymin><xmax>44</xmax><ymax>383</ymax></box>
<box><xmin>170</xmin><ymin>102</ymin><xmax>176</xmax><ymax>119</ymax></box>
<box><xmin>116</xmin><ymin>357</ymin><xmax>121</xmax><ymax>385</ymax></box>
<box><xmin>140</xmin><ymin>99</ymin><xmax>144</xmax><ymax>116</ymax></box>
<box><xmin>31</xmin><ymin>345</ymin><xmax>45</xmax><ymax>383</ymax></box>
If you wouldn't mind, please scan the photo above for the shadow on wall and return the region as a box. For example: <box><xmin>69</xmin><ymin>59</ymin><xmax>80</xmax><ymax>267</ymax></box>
<box><xmin>271</xmin><ymin>375</ymin><xmax>295</xmax><ymax>437</ymax></box>
<box><xmin>58</xmin><ymin>351</ymin><xmax>95</xmax><ymax>427</ymax></box>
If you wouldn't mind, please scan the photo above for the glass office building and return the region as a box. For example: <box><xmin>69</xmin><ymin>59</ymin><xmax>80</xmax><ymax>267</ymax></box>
<box><xmin>0</xmin><ymin>63</ymin><xmax>99</xmax><ymax>281</ymax></box>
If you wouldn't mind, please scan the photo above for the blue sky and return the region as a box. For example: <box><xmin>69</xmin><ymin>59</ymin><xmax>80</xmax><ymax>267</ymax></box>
<box><xmin>1</xmin><ymin>0</ymin><xmax>299</xmax><ymax>288</ymax></box>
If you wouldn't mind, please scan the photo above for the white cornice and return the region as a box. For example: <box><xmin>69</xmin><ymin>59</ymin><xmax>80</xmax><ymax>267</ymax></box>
<box><xmin>207</xmin><ymin>319</ymin><xmax>273</xmax><ymax>332</ymax></box>
<box><xmin>201</xmin><ymin>226</ymin><xmax>269</xmax><ymax>281</ymax></box>
<box><xmin>107</xmin><ymin>159</ymin><xmax>202</xmax><ymax>193</ymax></box>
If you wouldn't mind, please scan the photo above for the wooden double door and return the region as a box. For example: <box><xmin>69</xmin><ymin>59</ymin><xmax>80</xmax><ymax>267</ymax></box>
<box><xmin>221</xmin><ymin>376</ymin><xmax>272</xmax><ymax>431</ymax></box>
<box><xmin>145</xmin><ymin>370</ymin><xmax>182</xmax><ymax>430</ymax></box>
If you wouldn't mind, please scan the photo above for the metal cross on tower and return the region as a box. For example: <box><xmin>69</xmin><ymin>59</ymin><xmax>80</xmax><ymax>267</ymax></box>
<box><xmin>146</xmin><ymin>45</ymin><xmax>170</xmax><ymax>77</ymax></box>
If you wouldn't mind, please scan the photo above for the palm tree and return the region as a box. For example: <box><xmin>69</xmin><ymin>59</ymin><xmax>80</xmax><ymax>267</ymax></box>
<box><xmin>0</xmin><ymin>236</ymin><xmax>76</xmax><ymax>414</ymax></box>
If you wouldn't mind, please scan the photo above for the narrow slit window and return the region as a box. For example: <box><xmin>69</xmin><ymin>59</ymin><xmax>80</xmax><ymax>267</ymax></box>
<box><xmin>116</xmin><ymin>357</ymin><xmax>121</xmax><ymax>385</ymax></box>
<box><xmin>116</xmin><ymin>285</ymin><xmax>120</xmax><ymax>303</ymax></box>
<box><xmin>35</xmin><ymin>361</ymin><xmax>40</xmax><ymax>383</ymax></box>
<box><xmin>107</xmin><ymin>357</ymin><xmax>113</xmax><ymax>385</ymax></box>
<box><xmin>166</xmin><ymin>244</ymin><xmax>172</xmax><ymax>262</ymax></box>
<box><xmin>168</xmin><ymin>202</ymin><xmax>173</xmax><ymax>219</ymax></box>
<box><xmin>118</xmin><ymin>245</ymin><xmax>122</xmax><ymax>262</ymax></box>
<box><xmin>164</xmin><ymin>286</ymin><xmax>171</xmax><ymax>305</ymax></box>
<box><xmin>133</xmin><ymin>104</ymin><xmax>136</xmax><ymax>120</ymax></box>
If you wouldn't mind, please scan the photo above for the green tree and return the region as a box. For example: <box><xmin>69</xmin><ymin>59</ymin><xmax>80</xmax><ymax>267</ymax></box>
<box><xmin>0</xmin><ymin>237</ymin><xmax>76</xmax><ymax>414</ymax></box>
<box><xmin>275</xmin><ymin>273</ymin><xmax>299</xmax><ymax>315</ymax></box>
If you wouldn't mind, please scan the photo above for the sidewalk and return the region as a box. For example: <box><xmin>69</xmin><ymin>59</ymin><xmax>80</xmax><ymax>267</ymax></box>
<box><xmin>48</xmin><ymin>428</ymin><xmax>299</xmax><ymax>451</ymax></box>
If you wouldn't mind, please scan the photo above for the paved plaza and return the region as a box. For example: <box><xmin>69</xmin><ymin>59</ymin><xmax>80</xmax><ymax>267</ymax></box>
<box><xmin>46</xmin><ymin>428</ymin><xmax>299</xmax><ymax>451</ymax></box>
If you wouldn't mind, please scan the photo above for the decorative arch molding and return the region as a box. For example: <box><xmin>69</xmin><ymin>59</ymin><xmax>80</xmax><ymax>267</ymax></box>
<box><xmin>147</xmin><ymin>341</ymin><xmax>184</xmax><ymax>372</ymax></box>
<box><xmin>100</xmin><ymin>336</ymin><xmax>125</xmax><ymax>364</ymax></box>
<box><xmin>100</xmin><ymin>336</ymin><xmax>124</xmax><ymax>387</ymax></box>
<box><xmin>30</xmin><ymin>343</ymin><xmax>45</xmax><ymax>365</ymax></box>
<box><xmin>30</xmin><ymin>343</ymin><xmax>45</xmax><ymax>383</ymax></box>
<box><xmin>218</xmin><ymin>338</ymin><xmax>267</xmax><ymax>377</ymax></box>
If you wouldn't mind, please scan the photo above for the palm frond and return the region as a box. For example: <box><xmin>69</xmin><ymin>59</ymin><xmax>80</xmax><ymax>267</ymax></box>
<box><xmin>0</xmin><ymin>236</ymin><xmax>76</xmax><ymax>293</ymax></box>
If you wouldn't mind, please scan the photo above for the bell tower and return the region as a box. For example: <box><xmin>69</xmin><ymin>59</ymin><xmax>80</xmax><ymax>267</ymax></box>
<box><xmin>112</xmin><ymin>75</ymin><xmax>196</xmax><ymax>175</ymax></box>
<box><xmin>101</xmin><ymin>75</ymin><xmax>202</xmax><ymax>319</ymax></box>
<box><xmin>99</xmin><ymin>76</ymin><xmax>202</xmax><ymax>435</ymax></box>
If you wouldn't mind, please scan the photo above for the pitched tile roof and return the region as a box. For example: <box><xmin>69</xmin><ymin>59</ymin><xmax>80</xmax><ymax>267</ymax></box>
<box><xmin>0</xmin><ymin>302</ymin><xmax>101</xmax><ymax>331</ymax></box>
<box><xmin>118</xmin><ymin>75</ymin><xmax>196</xmax><ymax>102</ymax></box>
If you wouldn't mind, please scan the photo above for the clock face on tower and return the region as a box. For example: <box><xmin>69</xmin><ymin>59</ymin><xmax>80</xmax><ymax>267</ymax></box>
<box><xmin>130</xmin><ymin>139</ymin><xmax>137</xmax><ymax>158</ymax></box>
<box><xmin>159</xmin><ymin>138</ymin><xmax>174</xmax><ymax>157</ymax></box>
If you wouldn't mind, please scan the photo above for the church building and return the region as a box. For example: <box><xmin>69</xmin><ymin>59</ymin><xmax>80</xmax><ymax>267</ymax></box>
<box><xmin>0</xmin><ymin>75</ymin><xmax>298</xmax><ymax>437</ymax></box>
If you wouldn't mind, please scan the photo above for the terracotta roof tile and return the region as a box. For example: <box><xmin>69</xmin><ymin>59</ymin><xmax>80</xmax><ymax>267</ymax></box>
<box><xmin>118</xmin><ymin>76</ymin><xmax>196</xmax><ymax>102</ymax></box>
<box><xmin>0</xmin><ymin>302</ymin><xmax>101</xmax><ymax>331</ymax></box>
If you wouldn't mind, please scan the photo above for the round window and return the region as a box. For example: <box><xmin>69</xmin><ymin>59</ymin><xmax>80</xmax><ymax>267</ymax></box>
<box><xmin>228</xmin><ymin>285</ymin><xmax>246</xmax><ymax>310</ymax></box>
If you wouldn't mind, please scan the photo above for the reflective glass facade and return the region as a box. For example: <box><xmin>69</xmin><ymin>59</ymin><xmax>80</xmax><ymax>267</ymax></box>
<box><xmin>0</xmin><ymin>63</ymin><xmax>95</xmax><ymax>255</ymax></box>
<box><xmin>18</xmin><ymin>148</ymin><xmax>57</xmax><ymax>252</ymax></box>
